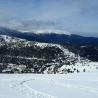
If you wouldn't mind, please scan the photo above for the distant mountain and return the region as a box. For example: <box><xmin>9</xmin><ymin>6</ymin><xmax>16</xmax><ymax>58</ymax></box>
<box><xmin>0</xmin><ymin>27</ymin><xmax>98</xmax><ymax>61</ymax></box>
<box><xmin>0</xmin><ymin>27</ymin><xmax>98</xmax><ymax>46</ymax></box>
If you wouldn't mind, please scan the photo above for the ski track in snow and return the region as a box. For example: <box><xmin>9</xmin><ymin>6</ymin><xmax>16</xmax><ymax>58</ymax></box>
<box><xmin>0</xmin><ymin>72</ymin><xmax>98</xmax><ymax>98</ymax></box>
<box><xmin>11</xmin><ymin>78</ymin><xmax>58</xmax><ymax>98</ymax></box>
<box><xmin>10</xmin><ymin>74</ymin><xmax>98</xmax><ymax>98</ymax></box>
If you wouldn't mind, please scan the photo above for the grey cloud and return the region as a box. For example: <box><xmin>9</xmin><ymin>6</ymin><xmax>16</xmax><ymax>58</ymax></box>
<box><xmin>0</xmin><ymin>0</ymin><xmax>98</xmax><ymax>36</ymax></box>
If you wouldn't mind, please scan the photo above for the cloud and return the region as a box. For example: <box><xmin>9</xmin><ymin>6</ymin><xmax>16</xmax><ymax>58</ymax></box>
<box><xmin>0</xmin><ymin>0</ymin><xmax>98</xmax><ymax>36</ymax></box>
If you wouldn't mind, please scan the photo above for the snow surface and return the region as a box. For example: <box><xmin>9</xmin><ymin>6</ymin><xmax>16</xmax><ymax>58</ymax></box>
<box><xmin>0</xmin><ymin>72</ymin><xmax>98</xmax><ymax>98</ymax></box>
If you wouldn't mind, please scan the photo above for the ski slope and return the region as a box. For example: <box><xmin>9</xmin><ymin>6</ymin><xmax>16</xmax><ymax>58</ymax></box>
<box><xmin>0</xmin><ymin>72</ymin><xmax>98</xmax><ymax>98</ymax></box>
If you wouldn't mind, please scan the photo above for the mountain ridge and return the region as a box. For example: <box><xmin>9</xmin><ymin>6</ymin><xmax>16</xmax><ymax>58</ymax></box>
<box><xmin>0</xmin><ymin>27</ymin><xmax>98</xmax><ymax>46</ymax></box>
<box><xmin>0</xmin><ymin>34</ymin><xmax>98</xmax><ymax>74</ymax></box>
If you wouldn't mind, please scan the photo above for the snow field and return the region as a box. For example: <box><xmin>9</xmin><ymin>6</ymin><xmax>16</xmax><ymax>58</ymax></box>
<box><xmin>0</xmin><ymin>72</ymin><xmax>98</xmax><ymax>98</ymax></box>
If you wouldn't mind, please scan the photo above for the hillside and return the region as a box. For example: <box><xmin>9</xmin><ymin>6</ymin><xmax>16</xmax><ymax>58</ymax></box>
<box><xmin>0</xmin><ymin>35</ymin><xmax>98</xmax><ymax>74</ymax></box>
<box><xmin>0</xmin><ymin>27</ymin><xmax>98</xmax><ymax>62</ymax></box>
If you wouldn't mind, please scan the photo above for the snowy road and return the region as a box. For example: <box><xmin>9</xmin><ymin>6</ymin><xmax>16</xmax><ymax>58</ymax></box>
<box><xmin>0</xmin><ymin>72</ymin><xmax>98</xmax><ymax>98</ymax></box>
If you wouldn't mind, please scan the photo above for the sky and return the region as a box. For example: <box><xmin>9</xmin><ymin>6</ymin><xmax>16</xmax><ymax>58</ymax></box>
<box><xmin>0</xmin><ymin>0</ymin><xmax>98</xmax><ymax>36</ymax></box>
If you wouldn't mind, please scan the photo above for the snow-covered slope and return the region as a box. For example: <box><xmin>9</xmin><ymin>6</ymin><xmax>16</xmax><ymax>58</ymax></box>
<box><xmin>0</xmin><ymin>35</ymin><xmax>98</xmax><ymax>74</ymax></box>
<box><xmin>0</xmin><ymin>72</ymin><xmax>98</xmax><ymax>98</ymax></box>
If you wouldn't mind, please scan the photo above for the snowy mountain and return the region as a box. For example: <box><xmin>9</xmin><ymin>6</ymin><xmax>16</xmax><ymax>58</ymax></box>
<box><xmin>0</xmin><ymin>35</ymin><xmax>98</xmax><ymax>74</ymax></box>
<box><xmin>0</xmin><ymin>27</ymin><xmax>98</xmax><ymax>62</ymax></box>
<box><xmin>0</xmin><ymin>27</ymin><xmax>98</xmax><ymax>46</ymax></box>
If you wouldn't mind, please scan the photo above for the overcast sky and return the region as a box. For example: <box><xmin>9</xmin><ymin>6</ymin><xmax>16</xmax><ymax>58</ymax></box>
<box><xmin>0</xmin><ymin>0</ymin><xmax>98</xmax><ymax>36</ymax></box>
